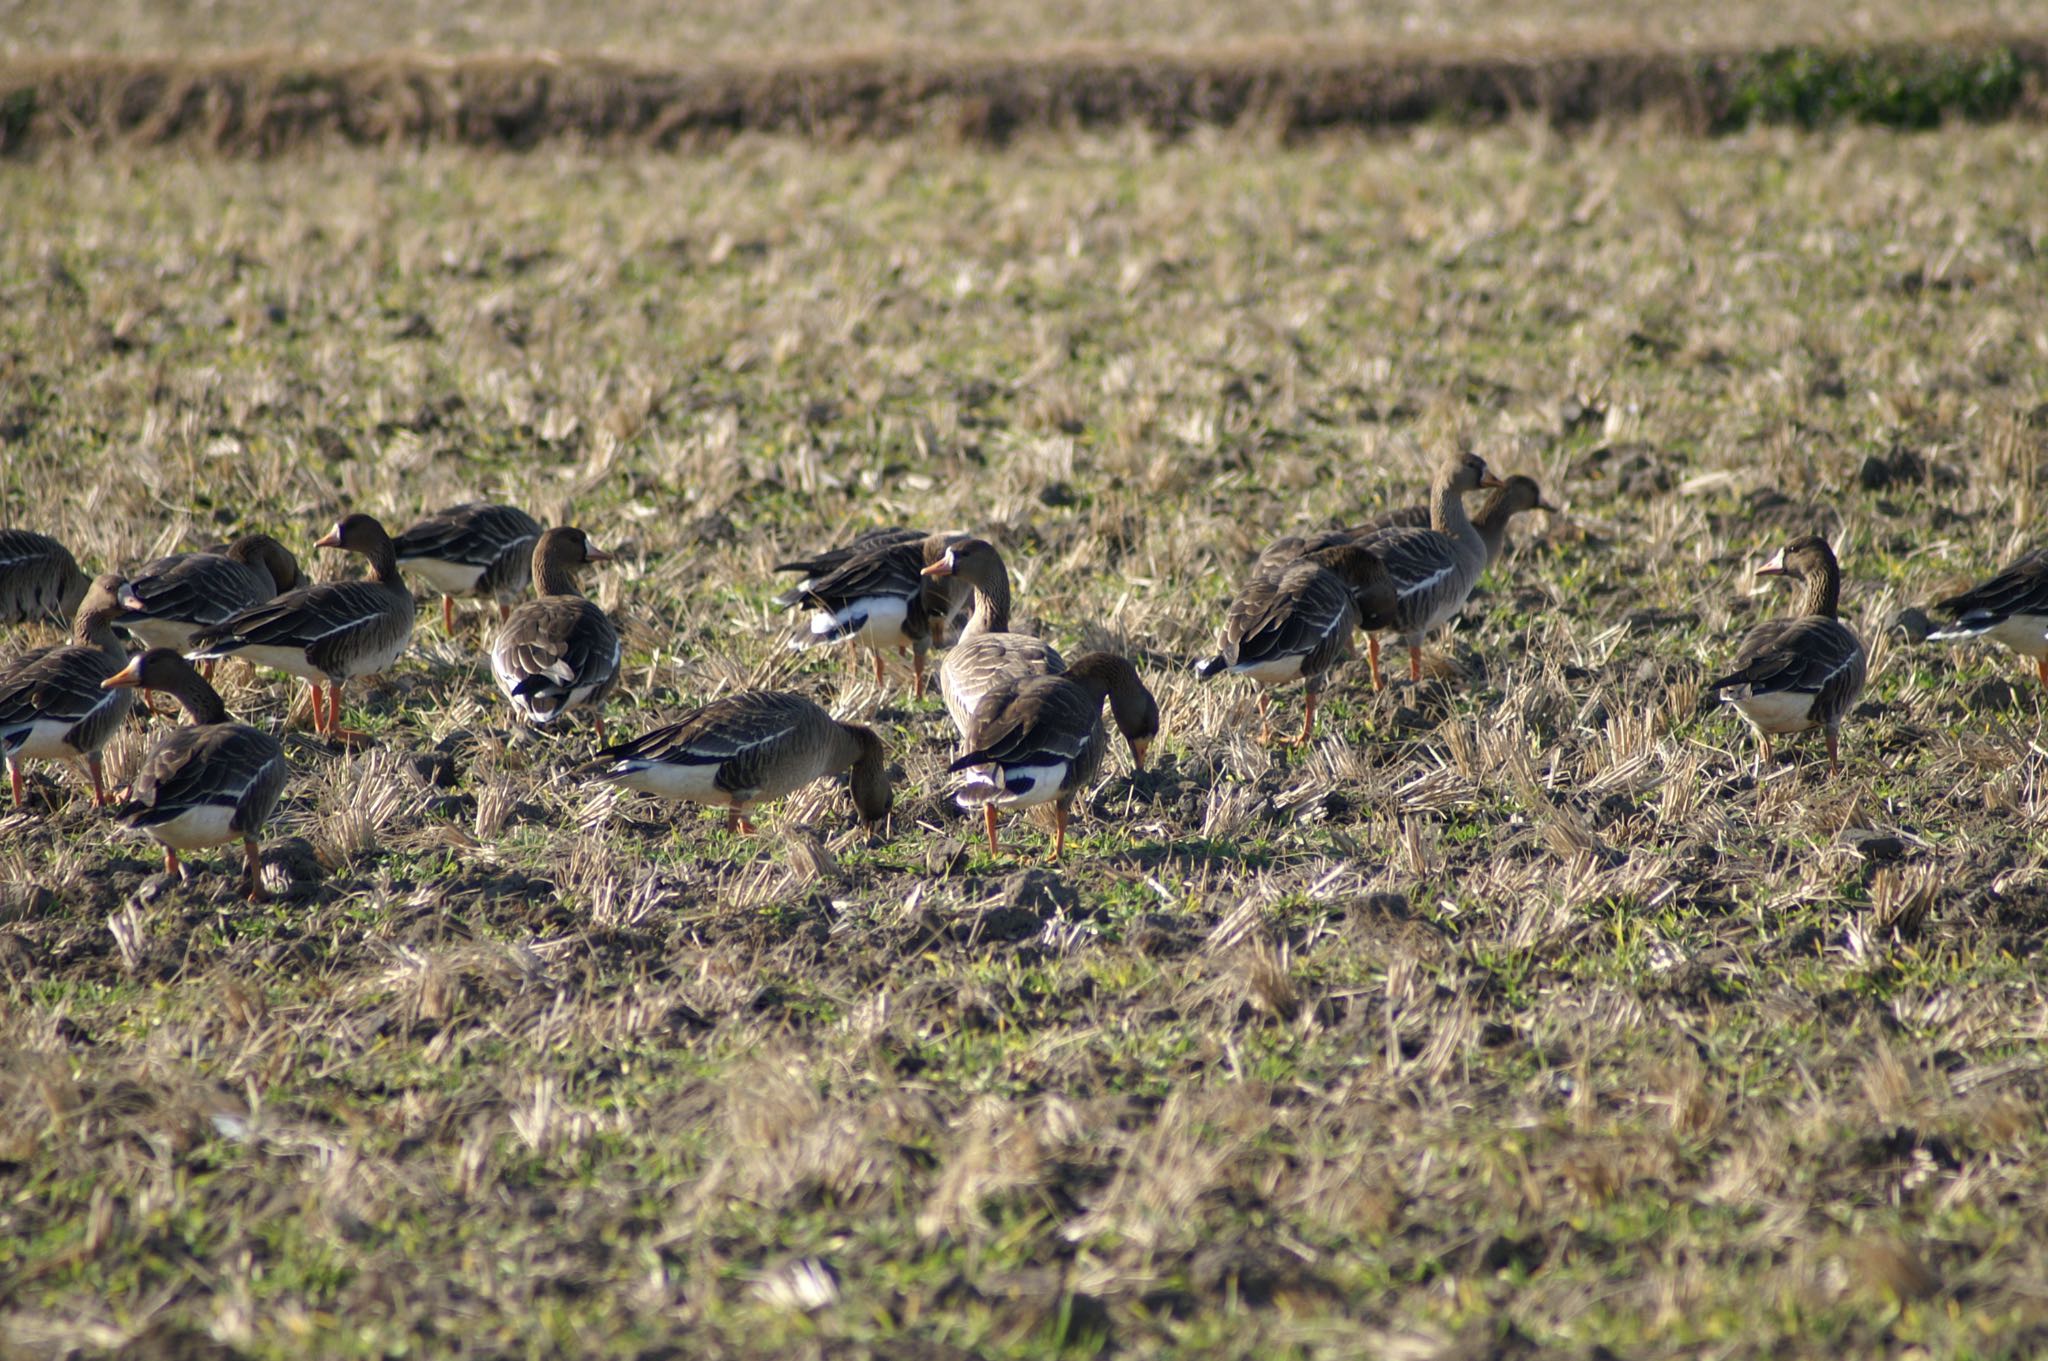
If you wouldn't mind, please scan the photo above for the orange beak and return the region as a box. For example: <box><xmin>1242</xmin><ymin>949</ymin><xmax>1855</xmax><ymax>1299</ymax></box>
<box><xmin>920</xmin><ymin>555</ymin><xmax>956</xmax><ymax>578</ymax></box>
<box><xmin>1479</xmin><ymin>472</ymin><xmax>1506</xmax><ymax>490</ymax></box>
<box><xmin>1128</xmin><ymin>738</ymin><xmax>1150</xmax><ymax>772</ymax></box>
<box><xmin>584</xmin><ymin>546</ymin><xmax>614</xmax><ymax>563</ymax></box>
<box><xmin>102</xmin><ymin>656</ymin><xmax>146</xmax><ymax>689</ymax></box>
<box><xmin>1755</xmin><ymin>547</ymin><xmax>1791</xmax><ymax>578</ymax></box>
<box><xmin>314</xmin><ymin>524</ymin><xmax>344</xmax><ymax>549</ymax></box>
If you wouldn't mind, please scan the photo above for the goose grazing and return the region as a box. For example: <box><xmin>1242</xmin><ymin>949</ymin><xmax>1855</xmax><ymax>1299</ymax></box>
<box><xmin>1194</xmin><ymin>542</ymin><xmax>1397</xmax><ymax>744</ymax></box>
<box><xmin>920</xmin><ymin>538</ymin><xmax>1058</xmax><ymax>723</ymax></box>
<box><xmin>950</xmin><ymin>652</ymin><xmax>1159</xmax><ymax>860</ymax></box>
<box><xmin>393</xmin><ymin>502</ymin><xmax>544</xmax><ymax>633</ymax></box>
<box><xmin>114</xmin><ymin>533</ymin><xmax>305</xmax><ymax>653</ymax></box>
<box><xmin>0</xmin><ymin>574</ymin><xmax>134</xmax><ymax>808</ymax></box>
<box><xmin>1347</xmin><ymin>452</ymin><xmax>1504</xmax><ymax>688</ymax></box>
<box><xmin>587</xmin><ymin>690</ymin><xmax>891</xmax><ymax>835</ymax></box>
<box><xmin>0</xmin><ymin>530</ymin><xmax>91</xmax><ymax>627</ymax></box>
<box><xmin>775</xmin><ymin>526</ymin><xmax>973</xmax><ymax>649</ymax></box>
<box><xmin>1705</xmin><ymin>534</ymin><xmax>1865</xmax><ymax>775</ymax></box>
<box><xmin>102</xmin><ymin>649</ymin><xmax>287</xmax><ymax>901</ymax></box>
<box><xmin>1926</xmin><ymin>549</ymin><xmax>2048</xmax><ymax>686</ymax></box>
<box><xmin>785</xmin><ymin>530</ymin><xmax>961</xmax><ymax>697</ymax></box>
<box><xmin>187</xmin><ymin>513</ymin><xmax>414</xmax><ymax>741</ymax></box>
<box><xmin>490</xmin><ymin>528</ymin><xmax>619</xmax><ymax>744</ymax></box>
<box><xmin>1258</xmin><ymin>473</ymin><xmax>1553</xmax><ymax>576</ymax></box>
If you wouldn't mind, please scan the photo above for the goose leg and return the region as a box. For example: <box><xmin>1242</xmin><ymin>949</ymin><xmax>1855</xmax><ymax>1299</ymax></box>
<box><xmin>303</xmin><ymin>682</ymin><xmax>326</xmax><ymax>735</ymax></box>
<box><xmin>1293</xmin><ymin>691</ymin><xmax>1318</xmax><ymax>746</ymax></box>
<box><xmin>1826</xmin><ymin>729</ymin><xmax>1840</xmax><ymax>775</ymax></box>
<box><xmin>871</xmin><ymin>649</ymin><xmax>886</xmax><ymax>688</ymax></box>
<box><xmin>87</xmin><ymin>752</ymin><xmax>107</xmax><ymax>808</ymax></box>
<box><xmin>198</xmin><ymin>659</ymin><xmax>216</xmax><ymax>683</ymax></box>
<box><xmin>6</xmin><ymin>758</ymin><xmax>21</xmax><ymax>809</ymax></box>
<box><xmin>1368</xmin><ymin>634</ymin><xmax>1384</xmax><ymax>692</ymax></box>
<box><xmin>498</xmin><ymin>602</ymin><xmax>513</xmax><ymax>625</ymax></box>
<box><xmin>327</xmin><ymin>681</ymin><xmax>368</xmax><ymax>745</ymax></box>
<box><xmin>1048</xmin><ymin>802</ymin><xmax>1068</xmax><ymax>862</ymax></box>
<box><xmin>164</xmin><ymin>847</ymin><xmax>181</xmax><ymax>880</ymax></box>
<box><xmin>1257</xmin><ymin>693</ymin><xmax>1273</xmax><ymax>743</ymax></box>
<box><xmin>242</xmin><ymin>837</ymin><xmax>266</xmax><ymax>902</ymax></box>
<box><xmin>912</xmin><ymin>652</ymin><xmax>927</xmax><ymax>701</ymax></box>
<box><xmin>442</xmin><ymin>595</ymin><xmax>456</xmax><ymax>634</ymax></box>
<box><xmin>1408</xmin><ymin>645</ymin><xmax>1423</xmax><ymax>684</ymax></box>
<box><xmin>983</xmin><ymin>804</ymin><xmax>1000</xmax><ymax>857</ymax></box>
<box><xmin>593</xmin><ymin>713</ymin><xmax>609</xmax><ymax>748</ymax></box>
<box><xmin>2037</xmin><ymin>656</ymin><xmax>2047</xmax><ymax>689</ymax></box>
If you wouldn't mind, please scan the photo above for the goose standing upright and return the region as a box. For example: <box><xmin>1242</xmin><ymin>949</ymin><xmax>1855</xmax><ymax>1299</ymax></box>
<box><xmin>102</xmin><ymin>649</ymin><xmax>287</xmax><ymax>901</ymax></box>
<box><xmin>775</xmin><ymin>526</ymin><xmax>973</xmax><ymax>650</ymax></box>
<box><xmin>1349</xmin><ymin>452</ymin><xmax>1504</xmax><ymax>688</ymax></box>
<box><xmin>785</xmin><ymin>530</ymin><xmax>960</xmax><ymax>698</ymax></box>
<box><xmin>588</xmin><ymin>690</ymin><xmax>891</xmax><ymax>835</ymax></box>
<box><xmin>0</xmin><ymin>530</ymin><xmax>91</xmax><ymax>627</ymax></box>
<box><xmin>187</xmin><ymin>514</ymin><xmax>414</xmax><ymax>740</ymax></box>
<box><xmin>1705</xmin><ymin>534</ymin><xmax>1865</xmax><ymax>774</ymax></box>
<box><xmin>392</xmin><ymin>502</ymin><xmax>545</xmax><ymax>633</ymax></box>
<box><xmin>950</xmin><ymin>651</ymin><xmax>1160</xmax><ymax>860</ymax></box>
<box><xmin>490</xmin><ymin>528</ymin><xmax>619</xmax><ymax>744</ymax></box>
<box><xmin>1926</xmin><ymin>549</ymin><xmax>2048</xmax><ymax>686</ymax></box>
<box><xmin>0</xmin><ymin>574</ymin><xmax>134</xmax><ymax>807</ymax></box>
<box><xmin>1194</xmin><ymin>542</ymin><xmax>1398</xmax><ymax>743</ymax></box>
<box><xmin>114</xmin><ymin>533</ymin><xmax>305</xmax><ymax>653</ymax></box>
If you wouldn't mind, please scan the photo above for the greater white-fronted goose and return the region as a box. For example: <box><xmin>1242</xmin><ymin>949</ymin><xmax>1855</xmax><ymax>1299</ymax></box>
<box><xmin>775</xmin><ymin>526</ymin><xmax>973</xmax><ymax>649</ymax></box>
<box><xmin>1706</xmin><ymin>534</ymin><xmax>1866</xmax><ymax>774</ymax></box>
<box><xmin>587</xmin><ymin>689</ymin><xmax>891</xmax><ymax>835</ymax></box>
<box><xmin>786</xmin><ymin>530</ymin><xmax>962</xmax><ymax>697</ymax></box>
<box><xmin>114</xmin><ymin>533</ymin><xmax>305</xmax><ymax>653</ymax></box>
<box><xmin>490</xmin><ymin>527</ymin><xmax>619</xmax><ymax>744</ymax></box>
<box><xmin>0</xmin><ymin>574</ymin><xmax>134</xmax><ymax>807</ymax></box>
<box><xmin>920</xmin><ymin>537</ymin><xmax>1063</xmax><ymax>727</ymax></box>
<box><xmin>102</xmin><ymin>649</ymin><xmax>287</xmax><ymax>901</ymax></box>
<box><xmin>950</xmin><ymin>651</ymin><xmax>1159</xmax><ymax>860</ymax></box>
<box><xmin>188</xmin><ymin>513</ymin><xmax>414</xmax><ymax>740</ymax></box>
<box><xmin>1258</xmin><ymin>473</ymin><xmax>1552</xmax><ymax>575</ymax></box>
<box><xmin>1927</xmin><ymin>549</ymin><xmax>2048</xmax><ymax>686</ymax></box>
<box><xmin>0</xmin><ymin>530</ymin><xmax>90</xmax><ymax>627</ymax></box>
<box><xmin>1194</xmin><ymin>542</ymin><xmax>1397</xmax><ymax>743</ymax></box>
<box><xmin>1347</xmin><ymin>452</ymin><xmax>1504</xmax><ymax>688</ymax></box>
<box><xmin>393</xmin><ymin>502</ymin><xmax>544</xmax><ymax>632</ymax></box>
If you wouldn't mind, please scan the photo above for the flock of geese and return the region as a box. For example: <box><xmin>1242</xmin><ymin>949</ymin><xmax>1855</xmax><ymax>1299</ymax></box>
<box><xmin>2</xmin><ymin>450</ymin><xmax>2046</xmax><ymax>900</ymax></box>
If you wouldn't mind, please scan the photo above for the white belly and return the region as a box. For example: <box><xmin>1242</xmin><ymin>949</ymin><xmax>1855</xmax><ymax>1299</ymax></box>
<box><xmin>9</xmin><ymin>716</ymin><xmax>85</xmax><ymax>761</ymax></box>
<box><xmin>956</xmin><ymin>761</ymin><xmax>1068</xmax><ymax>811</ymax></box>
<box><xmin>403</xmin><ymin>559</ymin><xmax>489</xmax><ymax>595</ymax></box>
<box><xmin>1235</xmin><ymin>654</ymin><xmax>1308</xmax><ymax>687</ymax></box>
<box><xmin>607</xmin><ymin>759</ymin><xmax>733</xmax><ymax>806</ymax></box>
<box><xmin>808</xmin><ymin>596</ymin><xmax>909</xmax><ymax>649</ymax></box>
<box><xmin>1986</xmin><ymin>614</ymin><xmax>2048</xmax><ymax>658</ymax></box>
<box><xmin>144</xmin><ymin>802</ymin><xmax>241</xmax><ymax>851</ymax></box>
<box><xmin>334</xmin><ymin>620</ymin><xmax>412</xmax><ymax>680</ymax></box>
<box><xmin>124</xmin><ymin>618</ymin><xmax>199</xmax><ymax>651</ymax></box>
<box><xmin>1729</xmin><ymin>688</ymin><xmax>1819</xmax><ymax>736</ymax></box>
<box><xmin>200</xmin><ymin>643</ymin><xmax>324</xmax><ymax>682</ymax></box>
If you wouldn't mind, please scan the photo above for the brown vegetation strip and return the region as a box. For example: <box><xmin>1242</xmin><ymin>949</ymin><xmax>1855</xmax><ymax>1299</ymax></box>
<box><xmin>2</xmin><ymin>36</ymin><xmax>2046</xmax><ymax>153</ymax></box>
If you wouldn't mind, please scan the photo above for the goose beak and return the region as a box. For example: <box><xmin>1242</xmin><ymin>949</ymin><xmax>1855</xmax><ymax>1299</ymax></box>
<box><xmin>1479</xmin><ymin>472</ymin><xmax>1507</xmax><ymax>489</ymax></box>
<box><xmin>314</xmin><ymin>524</ymin><xmax>344</xmax><ymax>549</ymax></box>
<box><xmin>1128</xmin><ymin>738</ymin><xmax>1151</xmax><ymax>772</ymax></box>
<box><xmin>920</xmin><ymin>554</ymin><xmax>956</xmax><ymax>578</ymax></box>
<box><xmin>1755</xmin><ymin>547</ymin><xmax>1791</xmax><ymax>578</ymax></box>
<box><xmin>584</xmin><ymin>546</ymin><xmax>614</xmax><ymax>563</ymax></box>
<box><xmin>1535</xmin><ymin>497</ymin><xmax>1560</xmax><ymax>513</ymax></box>
<box><xmin>102</xmin><ymin>656</ymin><xmax>146</xmax><ymax>690</ymax></box>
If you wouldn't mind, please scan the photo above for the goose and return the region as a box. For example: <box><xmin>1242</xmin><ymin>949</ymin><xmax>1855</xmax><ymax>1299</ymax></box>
<box><xmin>0</xmin><ymin>574</ymin><xmax>134</xmax><ymax>807</ymax></box>
<box><xmin>0</xmin><ymin>530</ymin><xmax>90</xmax><ymax>627</ymax></box>
<box><xmin>587</xmin><ymin>690</ymin><xmax>891</xmax><ymax>835</ymax></box>
<box><xmin>187</xmin><ymin>514</ymin><xmax>414</xmax><ymax>741</ymax></box>
<box><xmin>1194</xmin><ymin>542</ymin><xmax>1397</xmax><ymax>743</ymax></box>
<box><xmin>774</xmin><ymin>526</ymin><xmax>973</xmax><ymax>648</ymax></box>
<box><xmin>1263</xmin><ymin>473</ymin><xmax>1554</xmax><ymax>574</ymax></box>
<box><xmin>392</xmin><ymin>502</ymin><xmax>544</xmax><ymax>633</ymax></box>
<box><xmin>489</xmin><ymin>528</ymin><xmax>619</xmax><ymax>744</ymax></box>
<box><xmin>785</xmin><ymin>530</ymin><xmax>961</xmax><ymax>697</ymax></box>
<box><xmin>950</xmin><ymin>651</ymin><xmax>1159</xmax><ymax>860</ymax></box>
<box><xmin>1706</xmin><ymin>534</ymin><xmax>1866</xmax><ymax>774</ymax></box>
<box><xmin>1346</xmin><ymin>452</ymin><xmax>1504</xmax><ymax>688</ymax></box>
<box><xmin>1926</xmin><ymin>549</ymin><xmax>2048</xmax><ymax>686</ymax></box>
<box><xmin>114</xmin><ymin>533</ymin><xmax>305</xmax><ymax>653</ymax></box>
<box><xmin>102</xmin><ymin>649</ymin><xmax>287</xmax><ymax>901</ymax></box>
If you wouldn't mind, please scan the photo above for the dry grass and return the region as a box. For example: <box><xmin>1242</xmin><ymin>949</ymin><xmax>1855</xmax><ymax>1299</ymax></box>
<box><xmin>4</xmin><ymin>122</ymin><xmax>2048</xmax><ymax>1356</ymax></box>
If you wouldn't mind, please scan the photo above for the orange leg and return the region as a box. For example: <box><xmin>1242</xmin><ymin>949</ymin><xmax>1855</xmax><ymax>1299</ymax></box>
<box><xmin>725</xmin><ymin>806</ymin><xmax>758</xmax><ymax>835</ymax></box>
<box><xmin>498</xmin><ymin>602</ymin><xmax>512</xmax><ymax>625</ymax></box>
<box><xmin>1409</xmin><ymin>645</ymin><xmax>1423</xmax><ymax>683</ymax></box>
<box><xmin>912</xmin><ymin>652</ymin><xmax>927</xmax><ymax>701</ymax></box>
<box><xmin>1292</xmin><ymin>691</ymin><xmax>1318</xmax><ymax>746</ymax></box>
<box><xmin>2036</xmin><ymin>656</ymin><xmax>2047</xmax><ymax>689</ymax></box>
<box><xmin>87</xmin><ymin>752</ymin><xmax>107</xmax><ymax>808</ymax></box>
<box><xmin>197</xmin><ymin>659</ymin><xmax>216</xmax><ymax>684</ymax></box>
<box><xmin>1368</xmin><ymin>634</ymin><xmax>1384</xmax><ymax>692</ymax></box>
<box><xmin>983</xmin><ymin>803</ymin><xmax>1000</xmax><ymax>857</ymax></box>
<box><xmin>304</xmin><ymin>682</ymin><xmax>327</xmax><ymax>734</ymax></box>
<box><xmin>871</xmin><ymin>649</ymin><xmax>886</xmax><ymax>687</ymax></box>
<box><xmin>593</xmin><ymin>713</ymin><xmax>608</xmax><ymax>748</ymax></box>
<box><xmin>1257</xmin><ymin>692</ymin><xmax>1273</xmax><ymax>743</ymax></box>
<box><xmin>442</xmin><ymin>595</ymin><xmax>456</xmax><ymax>634</ymax></box>
<box><xmin>164</xmin><ymin>847</ymin><xmax>181</xmax><ymax>879</ymax></box>
<box><xmin>243</xmin><ymin>837</ymin><xmax>266</xmax><ymax>902</ymax></box>
<box><xmin>1826</xmin><ymin>730</ymin><xmax>1840</xmax><ymax>775</ymax></box>
<box><xmin>7</xmin><ymin>759</ymin><xmax>21</xmax><ymax>809</ymax></box>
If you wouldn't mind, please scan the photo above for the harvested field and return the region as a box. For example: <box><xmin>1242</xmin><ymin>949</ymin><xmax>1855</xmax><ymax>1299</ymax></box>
<box><xmin>4</xmin><ymin>116</ymin><xmax>2048</xmax><ymax>1358</ymax></box>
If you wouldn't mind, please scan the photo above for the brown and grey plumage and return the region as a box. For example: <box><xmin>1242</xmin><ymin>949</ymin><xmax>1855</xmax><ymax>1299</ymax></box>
<box><xmin>786</xmin><ymin>530</ymin><xmax>964</xmax><ymax>697</ymax></box>
<box><xmin>587</xmin><ymin>689</ymin><xmax>891</xmax><ymax>835</ymax></box>
<box><xmin>1927</xmin><ymin>549</ymin><xmax>2048</xmax><ymax>686</ymax></box>
<box><xmin>393</xmin><ymin>502</ymin><xmax>545</xmax><ymax>633</ymax></box>
<box><xmin>0</xmin><ymin>530</ymin><xmax>91</xmax><ymax>627</ymax></box>
<box><xmin>950</xmin><ymin>652</ymin><xmax>1159</xmax><ymax>860</ymax></box>
<box><xmin>114</xmin><ymin>534</ymin><xmax>305</xmax><ymax>653</ymax></box>
<box><xmin>490</xmin><ymin>527</ymin><xmax>619</xmax><ymax>744</ymax></box>
<box><xmin>1342</xmin><ymin>453</ymin><xmax>1505</xmax><ymax>689</ymax></box>
<box><xmin>1264</xmin><ymin>473</ymin><xmax>1555</xmax><ymax>574</ymax></box>
<box><xmin>102</xmin><ymin>649</ymin><xmax>287</xmax><ymax>901</ymax></box>
<box><xmin>187</xmin><ymin>513</ymin><xmax>414</xmax><ymax>741</ymax></box>
<box><xmin>0</xmin><ymin>574</ymin><xmax>134</xmax><ymax>808</ymax></box>
<box><xmin>1705</xmin><ymin>534</ymin><xmax>1865</xmax><ymax>775</ymax></box>
<box><xmin>1194</xmin><ymin>542</ymin><xmax>1398</xmax><ymax>743</ymax></box>
<box><xmin>775</xmin><ymin>526</ymin><xmax>974</xmax><ymax>651</ymax></box>
<box><xmin>921</xmin><ymin>537</ymin><xmax>1062</xmax><ymax>725</ymax></box>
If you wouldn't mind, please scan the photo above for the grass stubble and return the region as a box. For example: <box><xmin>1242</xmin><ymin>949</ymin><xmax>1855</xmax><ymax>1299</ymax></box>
<box><xmin>1</xmin><ymin>120</ymin><xmax>2048</xmax><ymax>1357</ymax></box>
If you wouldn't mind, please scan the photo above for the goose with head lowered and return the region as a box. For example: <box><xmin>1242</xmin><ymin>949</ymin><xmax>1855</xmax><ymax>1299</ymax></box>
<box><xmin>393</xmin><ymin>501</ymin><xmax>545</xmax><ymax>633</ymax></box>
<box><xmin>1925</xmin><ymin>548</ymin><xmax>2048</xmax><ymax>687</ymax></box>
<box><xmin>187</xmin><ymin>513</ymin><xmax>414</xmax><ymax>742</ymax></box>
<box><xmin>1705</xmin><ymin>534</ymin><xmax>1865</xmax><ymax>775</ymax></box>
<box><xmin>490</xmin><ymin>527</ymin><xmax>619</xmax><ymax>745</ymax></box>
<box><xmin>102</xmin><ymin>648</ymin><xmax>287</xmax><ymax>902</ymax></box>
<box><xmin>0</xmin><ymin>530</ymin><xmax>91</xmax><ymax>628</ymax></box>
<box><xmin>784</xmin><ymin>529</ymin><xmax>962</xmax><ymax>698</ymax></box>
<box><xmin>0</xmin><ymin>574</ymin><xmax>135</xmax><ymax>808</ymax></box>
<box><xmin>1194</xmin><ymin>542</ymin><xmax>1397</xmax><ymax>744</ymax></box>
<box><xmin>587</xmin><ymin>690</ymin><xmax>891</xmax><ymax>836</ymax></box>
<box><xmin>775</xmin><ymin>526</ymin><xmax>973</xmax><ymax>652</ymax></box>
<box><xmin>1265</xmin><ymin>472</ymin><xmax>1555</xmax><ymax>576</ymax></box>
<box><xmin>950</xmin><ymin>651</ymin><xmax>1159</xmax><ymax>861</ymax></box>
<box><xmin>114</xmin><ymin>533</ymin><xmax>305</xmax><ymax>654</ymax></box>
